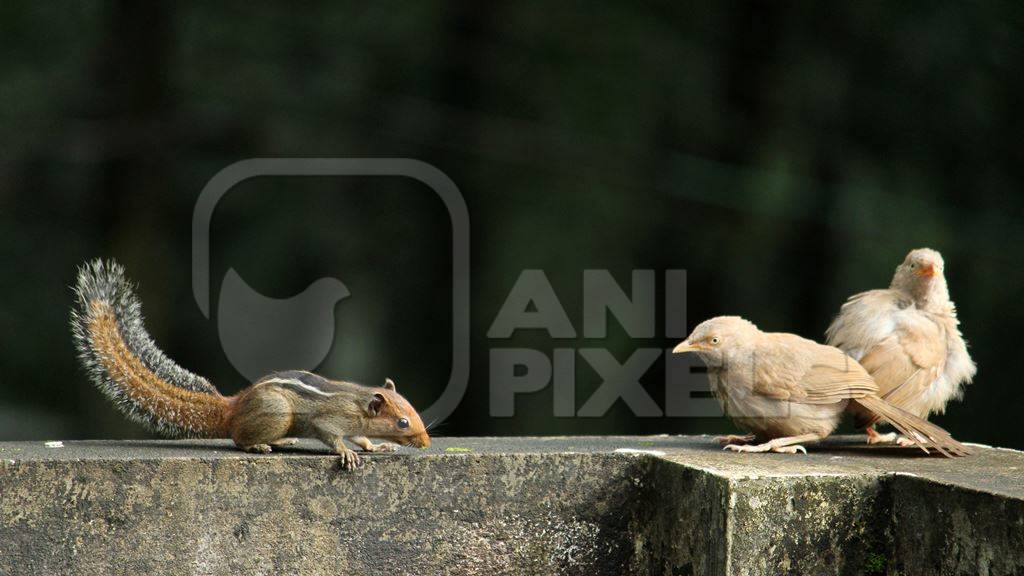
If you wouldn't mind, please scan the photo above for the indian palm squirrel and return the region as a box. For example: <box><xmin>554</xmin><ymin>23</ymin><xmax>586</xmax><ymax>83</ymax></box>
<box><xmin>70</xmin><ymin>259</ymin><xmax>430</xmax><ymax>470</ymax></box>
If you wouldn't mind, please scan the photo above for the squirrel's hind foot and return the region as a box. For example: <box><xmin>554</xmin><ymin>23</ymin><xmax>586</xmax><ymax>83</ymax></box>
<box><xmin>243</xmin><ymin>443</ymin><xmax>273</xmax><ymax>454</ymax></box>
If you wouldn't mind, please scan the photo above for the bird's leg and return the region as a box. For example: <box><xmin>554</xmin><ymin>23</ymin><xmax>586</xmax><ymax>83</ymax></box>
<box><xmin>894</xmin><ymin>430</ymin><xmax>929</xmax><ymax>448</ymax></box>
<box><xmin>866</xmin><ymin>426</ymin><xmax>921</xmax><ymax>447</ymax></box>
<box><xmin>865</xmin><ymin>426</ymin><xmax>899</xmax><ymax>445</ymax></box>
<box><xmin>715</xmin><ymin>433</ymin><xmax>756</xmax><ymax>445</ymax></box>
<box><xmin>724</xmin><ymin>433</ymin><xmax>822</xmax><ymax>454</ymax></box>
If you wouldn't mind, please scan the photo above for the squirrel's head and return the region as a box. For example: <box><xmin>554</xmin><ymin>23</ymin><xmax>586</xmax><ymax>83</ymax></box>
<box><xmin>362</xmin><ymin>378</ymin><xmax>430</xmax><ymax>448</ymax></box>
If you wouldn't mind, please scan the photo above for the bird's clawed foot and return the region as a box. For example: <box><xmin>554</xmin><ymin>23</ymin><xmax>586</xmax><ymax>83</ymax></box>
<box><xmin>724</xmin><ymin>442</ymin><xmax>807</xmax><ymax>454</ymax></box>
<box><xmin>895</xmin><ymin>436</ymin><xmax>917</xmax><ymax>448</ymax></box>
<box><xmin>716</xmin><ymin>434</ymin><xmax>756</xmax><ymax>445</ymax></box>
<box><xmin>866</xmin><ymin>429</ymin><xmax>918</xmax><ymax>447</ymax></box>
<box><xmin>770</xmin><ymin>444</ymin><xmax>808</xmax><ymax>454</ymax></box>
<box><xmin>865</xmin><ymin>428</ymin><xmax>899</xmax><ymax>445</ymax></box>
<box><xmin>723</xmin><ymin>434</ymin><xmax>819</xmax><ymax>455</ymax></box>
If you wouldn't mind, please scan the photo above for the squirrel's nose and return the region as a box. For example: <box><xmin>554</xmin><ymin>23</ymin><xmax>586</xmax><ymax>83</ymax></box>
<box><xmin>414</xmin><ymin>433</ymin><xmax>431</xmax><ymax>449</ymax></box>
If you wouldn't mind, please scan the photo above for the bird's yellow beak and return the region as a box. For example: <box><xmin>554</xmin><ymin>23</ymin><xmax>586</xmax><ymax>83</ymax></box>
<box><xmin>672</xmin><ymin>340</ymin><xmax>700</xmax><ymax>354</ymax></box>
<box><xmin>915</xmin><ymin>264</ymin><xmax>936</xmax><ymax>278</ymax></box>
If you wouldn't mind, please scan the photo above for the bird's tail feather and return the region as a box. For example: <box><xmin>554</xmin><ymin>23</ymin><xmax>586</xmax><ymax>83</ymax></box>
<box><xmin>853</xmin><ymin>396</ymin><xmax>969</xmax><ymax>457</ymax></box>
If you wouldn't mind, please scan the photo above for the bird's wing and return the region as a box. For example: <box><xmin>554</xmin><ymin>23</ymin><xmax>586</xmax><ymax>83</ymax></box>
<box><xmin>825</xmin><ymin>289</ymin><xmax>911</xmax><ymax>360</ymax></box>
<box><xmin>801</xmin><ymin>346</ymin><xmax>881</xmax><ymax>403</ymax></box>
<box><xmin>857</xmin><ymin>316</ymin><xmax>946</xmax><ymax>414</ymax></box>
<box><xmin>934</xmin><ymin>308</ymin><xmax>977</xmax><ymax>401</ymax></box>
<box><xmin>751</xmin><ymin>335</ymin><xmax>878</xmax><ymax>405</ymax></box>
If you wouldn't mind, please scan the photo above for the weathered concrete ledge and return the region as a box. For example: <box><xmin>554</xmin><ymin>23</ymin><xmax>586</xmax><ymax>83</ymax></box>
<box><xmin>1</xmin><ymin>436</ymin><xmax>1022</xmax><ymax>575</ymax></box>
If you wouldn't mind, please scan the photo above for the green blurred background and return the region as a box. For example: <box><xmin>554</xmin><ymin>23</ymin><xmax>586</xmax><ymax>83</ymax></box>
<box><xmin>1</xmin><ymin>2</ymin><xmax>1021</xmax><ymax>448</ymax></box>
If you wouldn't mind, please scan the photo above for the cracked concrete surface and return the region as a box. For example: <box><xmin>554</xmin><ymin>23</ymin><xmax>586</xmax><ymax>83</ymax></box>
<box><xmin>0</xmin><ymin>436</ymin><xmax>1021</xmax><ymax>575</ymax></box>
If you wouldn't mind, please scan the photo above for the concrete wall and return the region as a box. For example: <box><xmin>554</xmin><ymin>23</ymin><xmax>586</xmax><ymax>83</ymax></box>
<box><xmin>1</xmin><ymin>437</ymin><xmax>1021</xmax><ymax>575</ymax></box>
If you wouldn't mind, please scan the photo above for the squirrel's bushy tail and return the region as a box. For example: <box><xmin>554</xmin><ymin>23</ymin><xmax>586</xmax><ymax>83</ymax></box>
<box><xmin>71</xmin><ymin>259</ymin><xmax>230</xmax><ymax>438</ymax></box>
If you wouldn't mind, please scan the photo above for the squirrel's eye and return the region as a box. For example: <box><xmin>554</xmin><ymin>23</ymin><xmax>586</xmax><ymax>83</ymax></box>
<box><xmin>909</xmin><ymin>263</ymin><xmax>916</xmax><ymax>268</ymax></box>
<box><xmin>397</xmin><ymin>418</ymin><xmax>410</xmax><ymax>429</ymax></box>
<box><xmin>710</xmin><ymin>337</ymin><xmax>720</xmax><ymax>345</ymax></box>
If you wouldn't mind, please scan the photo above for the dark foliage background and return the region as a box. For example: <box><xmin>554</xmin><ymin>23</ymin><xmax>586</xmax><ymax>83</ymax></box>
<box><xmin>2</xmin><ymin>2</ymin><xmax>1022</xmax><ymax>448</ymax></box>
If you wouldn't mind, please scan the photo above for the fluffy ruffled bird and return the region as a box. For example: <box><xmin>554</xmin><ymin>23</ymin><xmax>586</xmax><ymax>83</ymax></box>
<box><xmin>673</xmin><ymin>316</ymin><xmax>969</xmax><ymax>456</ymax></box>
<box><xmin>826</xmin><ymin>248</ymin><xmax>976</xmax><ymax>446</ymax></box>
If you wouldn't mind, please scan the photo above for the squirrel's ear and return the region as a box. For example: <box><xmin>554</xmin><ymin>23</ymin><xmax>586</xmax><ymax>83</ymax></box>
<box><xmin>367</xmin><ymin>393</ymin><xmax>386</xmax><ymax>416</ymax></box>
<box><xmin>384</xmin><ymin>378</ymin><xmax>396</xmax><ymax>391</ymax></box>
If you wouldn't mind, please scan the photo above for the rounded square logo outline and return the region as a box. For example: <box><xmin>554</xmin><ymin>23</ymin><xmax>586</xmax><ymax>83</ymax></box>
<box><xmin>192</xmin><ymin>158</ymin><xmax>469</xmax><ymax>423</ymax></box>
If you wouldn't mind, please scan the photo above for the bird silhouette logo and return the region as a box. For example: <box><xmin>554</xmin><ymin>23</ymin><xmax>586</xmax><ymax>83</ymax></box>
<box><xmin>216</xmin><ymin>268</ymin><xmax>350</xmax><ymax>381</ymax></box>
<box><xmin>191</xmin><ymin>158</ymin><xmax>471</xmax><ymax>425</ymax></box>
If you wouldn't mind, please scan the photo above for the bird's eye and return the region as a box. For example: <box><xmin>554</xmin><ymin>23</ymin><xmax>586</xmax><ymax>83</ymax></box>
<box><xmin>909</xmin><ymin>263</ymin><xmax>916</xmax><ymax>269</ymax></box>
<box><xmin>710</xmin><ymin>337</ymin><xmax>720</xmax><ymax>345</ymax></box>
<box><xmin>397</xmin><ymin>418</ymin><xmax>410</xmax><ymax>429</ymax></box>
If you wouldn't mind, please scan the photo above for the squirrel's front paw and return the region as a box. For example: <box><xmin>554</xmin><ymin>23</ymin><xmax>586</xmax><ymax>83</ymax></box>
<box><xmin>338</xmin><ymin>448</ymin><xmax>363</xmax><ymax>471</ymax></box>
<box><xmin>370</xmin><ymin>442</ymin><xmax>398</xmax><ymax>453</ymax></box>
<box><xmin>243</xmin><ymin>443</ymin><xmax>273</xmax><ymax>454</ymax></box>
